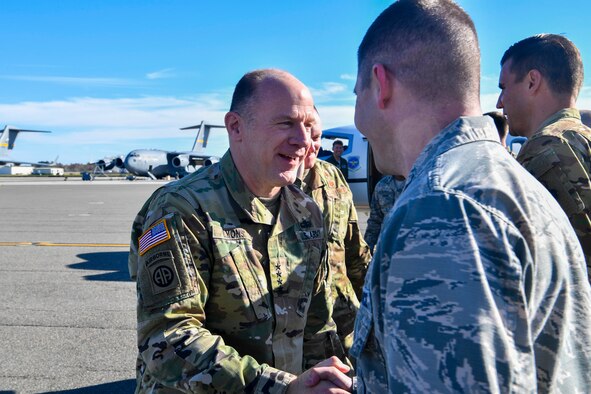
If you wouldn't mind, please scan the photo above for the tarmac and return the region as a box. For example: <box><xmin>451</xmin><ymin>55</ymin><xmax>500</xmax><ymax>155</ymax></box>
<box><xmin>0</xmin><ymin>176</ymin><xmax>370</xmax><ymax>394</ymax></box>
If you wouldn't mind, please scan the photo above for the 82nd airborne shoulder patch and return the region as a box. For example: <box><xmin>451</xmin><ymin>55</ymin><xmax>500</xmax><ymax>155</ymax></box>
<box><xmin>139</xmin><ymin>219</ymin><xmax>171</xmax><ymax>256</ymax></box>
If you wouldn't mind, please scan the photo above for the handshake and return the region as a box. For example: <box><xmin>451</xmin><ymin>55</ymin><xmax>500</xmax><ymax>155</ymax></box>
<box><xmin>287</xmin><ymin>357</ymin><xmax>356</xmax><ymax>394</ymax></box>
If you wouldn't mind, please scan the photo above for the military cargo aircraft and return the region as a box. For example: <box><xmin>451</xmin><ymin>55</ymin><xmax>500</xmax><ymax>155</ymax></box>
<box><xmin>123</xmin><ymin>121</ymin><xmax>225</xmax><ymax>179</ymax></box>
<box><xmin>0</xmin><ymin>125</ymin><xmax>54</xmax><ymax>167</ymax></box>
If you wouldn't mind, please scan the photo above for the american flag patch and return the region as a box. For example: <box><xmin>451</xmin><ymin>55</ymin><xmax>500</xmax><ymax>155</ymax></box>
<box><xmin>139</xmin><ymin>219</ymin><xmax>171</xmax><ymax>256</ymax></box>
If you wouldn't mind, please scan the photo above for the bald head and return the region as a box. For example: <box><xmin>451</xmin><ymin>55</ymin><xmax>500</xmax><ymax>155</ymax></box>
<box><xmin>230</xmin><ymin>69</ymin><xmax>305</xmax><ymax>122</ymax></box>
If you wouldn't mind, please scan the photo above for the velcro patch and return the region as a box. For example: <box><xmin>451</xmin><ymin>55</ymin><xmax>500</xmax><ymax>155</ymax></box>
<box><xmin>139</xmin><ymin>219</ymin><xmax>171</xmax><ymax>256</ymax></box>
<box><xmin>146</xmin><ymin>250</ymin><xmax>179</xmax><ymax>295</ymax></box>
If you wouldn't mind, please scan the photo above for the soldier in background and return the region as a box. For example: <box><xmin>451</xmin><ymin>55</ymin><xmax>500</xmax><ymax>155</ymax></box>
<box><xmin>351</xmin><ymin>0</ymin><xmax>591</xmax><ymax>392</ymax></box>
<box><xmin>324</xmin><ymin>140</ymin><xmax>349</xmax><ymax>180</ymax></box>
<box><xmin>129</xmin><ymin>69</ymin><xmax>353</xmax><ymax>393</ymax></box>
<box><xmin>364</xmin><ymin>175</ymin><xmax>406</xmax><ymax>252</ymax></box>
<box><xmin>484</xmin><ymin>110</ymin><xmax>510</xmax><ymax>148</ymax></box>
<box><xmin>497</xmin><ymin>34</ymin><xmax>591</xmax><ymax>279</ymax></box>
<box><xmin>300</xmin><ymin>114</ymin><xmax>372</xmax><ymax>353</ymax></box>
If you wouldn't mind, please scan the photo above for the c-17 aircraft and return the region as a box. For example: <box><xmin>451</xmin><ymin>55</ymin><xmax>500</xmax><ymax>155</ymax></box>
<box><xmin>0</xmin><ymin>125</ymin><xmax>54</xmax><ymax>166</ymax></box>
<box><xmin>122</xmin><ymin>121</ymin><xmax>225</xmax><ymax>179</ymax></box>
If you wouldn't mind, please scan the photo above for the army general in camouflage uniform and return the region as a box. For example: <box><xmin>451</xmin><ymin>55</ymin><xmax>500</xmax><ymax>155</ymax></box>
<box><xmin>497</xmin><ymin>34</ymin><xmax>591</xmax><ymax>281</ymax></box>
<box><xmin>300</xmin><ymin>119</ymin><xmax>372</xmax><ymax>353</ymax></box>
<box><xmin>129</xmin><ymin>69</ymin><xmax>353</xmax><ymax>393</ymax></box>
<box><xmin>351</xmin><ymin>1</ymin><xmax>591</xmax><ymax>392</ymax></box>
<box><xmin>364</xmin><ymin>175</ymin><xmax>406</xmax><ymax>252</ymax></box>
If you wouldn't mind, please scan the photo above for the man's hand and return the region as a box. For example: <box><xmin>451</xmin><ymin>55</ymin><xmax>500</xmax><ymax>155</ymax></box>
<box><xmin>286</xmin><ymin>356</ymin><xmax>353</xmax><ymax>394</ymax></box>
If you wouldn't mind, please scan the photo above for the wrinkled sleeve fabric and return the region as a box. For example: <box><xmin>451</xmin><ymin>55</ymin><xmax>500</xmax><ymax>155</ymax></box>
<box><xmin>133</xmin><ymin>192</ymin><xmax>294</xmax><ymax>393</ymax></box>
<box><xmin>344</xmin><ymin>201</ymin><xmax>371</xmax><ymax>299</ymax></box>
<box><xmin>371</xmin><ymin>191</ymin><xmax>535</xmax><ymax>392</ymax></box>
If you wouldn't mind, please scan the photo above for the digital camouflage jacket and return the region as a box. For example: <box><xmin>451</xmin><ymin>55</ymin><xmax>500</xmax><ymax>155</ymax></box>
<box><xmin>352</xmin><ymin>116</ymin><xmax>591</xmax><ymax>393</ymax></box>
<box><xmin>301</xmin><ymin>160</ymin><xmax>371</xmax><ymax>351</ymax></box>
<box><xmin>516</xmin><ymin>108</ymin><xmax>591</xmax><ymax>280</ymax></box>
<box><xmin>364</xmin><ymin>175</ymin><xmax>406</xmax><ymax>252</ymax></box>
<box><xmin>129</xmin><ymin>151</ymin><xmax>341</xmax><ymax>393</ymax></box>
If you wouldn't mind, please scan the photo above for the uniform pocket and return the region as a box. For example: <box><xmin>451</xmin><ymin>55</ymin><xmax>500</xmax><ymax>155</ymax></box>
<box><xmin>229</xmin><ymin>246</ymin><xmax>272</xmax><ymax>322</ymax></box>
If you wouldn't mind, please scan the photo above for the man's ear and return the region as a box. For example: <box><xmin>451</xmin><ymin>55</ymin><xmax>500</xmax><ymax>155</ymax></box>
<box><xmin>372</xmin><ymin>63</ymin><xmax>392</xmax><ymax>110</ymax></box>
<box><xmin>526</xmin><ymin>69</ymin><xmax>543</xmax><ymax>94</ymax></box>
<box><xmin>225</xmin><ymin>111</ymin><xmax>243</xmax><ymax>142</ymax></box>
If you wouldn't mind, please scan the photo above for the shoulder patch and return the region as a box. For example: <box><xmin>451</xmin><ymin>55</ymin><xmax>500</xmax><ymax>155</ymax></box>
<box><xmin>146</xmin><ymin>250</ymin><xmax>179</xmax><ymax>295</ymax></box>
<box><xmin>139</xmin><ymin>219</ymin><xmax>171</xmax><ymax>256</ymax></box>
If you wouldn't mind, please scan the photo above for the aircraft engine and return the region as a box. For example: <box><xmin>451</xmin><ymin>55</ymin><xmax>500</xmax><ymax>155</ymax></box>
<box><xmin>96</xmin><ymin>158</ymin><xmax>115</xmax><ymax>170</ymax></box>
<box><xmin>114</xmin><ymin>156</ymin><xmax>125</xmax><ymax>168</ymax></box>
<box><xmin>172</xmin><ymin>155</ymin><xmax>190</xmax><ymax>168</ymax></box>
<box><xmin>204</xmin><ymin>157</ymin><xmax>219</xmax><ymax>166</ymax></box>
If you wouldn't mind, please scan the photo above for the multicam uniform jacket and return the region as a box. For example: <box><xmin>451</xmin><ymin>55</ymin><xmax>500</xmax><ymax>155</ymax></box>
<box><xmin>128</xmin><ymin>151</ymin><xmax>342</xmax><ymax>393</ymax></box>
<box><xmin>516</xmin><ymin>108</ymin><xmax>591</xmax><ymax>281</ymax></box>
<box><xmin>351</xmin><ymin>116</ymin><xmax>591</xmax><ymax>393</ymax></box>
<box><xmin>301</xmin><ymin>160</ymin><xmax>371</xmax><ymax>351</ymax></box>
<box><xmin>364</xmin><ymin>175</ymin><xmax>406</xmax><ymax>251</ymax></box>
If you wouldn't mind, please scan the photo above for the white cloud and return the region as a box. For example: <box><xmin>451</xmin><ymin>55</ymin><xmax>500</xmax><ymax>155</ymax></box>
<box><xmin>145</xmin><ymin>68</ymin><xmax>176</xmax><ymax>80</ymax></box>
<box><xmin>340</xmin><ymin>74</ymin><xmax>356</xmax><ymax>81</ymax></box>
<box><xmin>0</xmin><ymin>75</ymin><xmax>140</xmax><ymax>87</ymax></box>
<box><xmin>0</xmin><ymin>94</ymin><xmax>231</xmax><ymax>162</ymax></box>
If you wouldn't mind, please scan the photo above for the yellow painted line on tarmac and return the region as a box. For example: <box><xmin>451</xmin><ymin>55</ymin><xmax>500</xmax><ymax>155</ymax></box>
<box><xmin>0</xmin><ymin>242</ymin><xmax>128</xmax><ymax>247</ymax></box>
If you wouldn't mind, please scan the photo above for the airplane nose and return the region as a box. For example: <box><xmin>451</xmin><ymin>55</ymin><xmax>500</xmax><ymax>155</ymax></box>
<box><xmin>124</xmin><ymin>153</ymin><xmax>138</xmax><ymax>173</ymax></box>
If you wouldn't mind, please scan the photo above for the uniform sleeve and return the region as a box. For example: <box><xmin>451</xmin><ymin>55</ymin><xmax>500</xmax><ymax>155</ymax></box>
<box><xmin>364</xmin><ymin>188</ymin><xmax>384</xmax><ymax>252</ymax></box>
<box><xmin>344</xmin><ymin>203</ymin><xmax>371</xmax><ymax>299</ymax></box>
<box><xmin>373</xmin><ymin>192</ymin><xmax>535</xmax><ymax>392</ymax></box>
<box><xmin>134</xmin><ymin>193</ymin><xmax>295</xmax><ymax>393</ymax></box>
<box><xmin>518</xmin><ymin>136</ymin><xmax>591</xmax><ymax>267</ymax></box>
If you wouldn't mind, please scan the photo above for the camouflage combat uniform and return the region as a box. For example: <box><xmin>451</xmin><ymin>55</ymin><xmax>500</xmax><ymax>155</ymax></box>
<box><xmin>364</xmin><ymin>175</ymin><xmax>406</xmax><ymax>251</ymax></box>
<box><xmin>516</xmin><ymin>108</ymin><xmax>591</xmax><ymax>281</ymax></box>
<box><xmin>301</xmin><ymin>160</ymin><xmax>371</xmax><ymax>351</ymax></box>
<box><xmin>351</xmin><ymin>116</ymin><xmax>591</xmax><ymax>392</ymax></box>
<box><xmin>128</xmin><ymin>151</ymin><xmax>342</xmax><ymax>393</ymax></box>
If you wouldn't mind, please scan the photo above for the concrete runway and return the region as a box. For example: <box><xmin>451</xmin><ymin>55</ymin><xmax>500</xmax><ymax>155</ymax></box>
<box><xmin>0</xmin><ymin>177</ymin><xmax>370</xmax><ymax>393</ymax></box>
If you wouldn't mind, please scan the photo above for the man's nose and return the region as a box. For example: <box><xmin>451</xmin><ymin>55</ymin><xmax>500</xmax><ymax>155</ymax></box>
<box><xmin>290</xmin><ymin>123</ymin><xmax>310</xmax><ymax>147</ymax></box>
<box><xmin>496</xmin><ymin>93</ymin><xmax>504</xmax><ymax>109</ymax></box>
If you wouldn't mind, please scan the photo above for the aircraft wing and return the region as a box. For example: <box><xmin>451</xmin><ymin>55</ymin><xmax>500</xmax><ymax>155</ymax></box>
<box><xmin>0</xmin><ymin>158</ymin><xmax>56</xmax><ymax>167</ymax></box>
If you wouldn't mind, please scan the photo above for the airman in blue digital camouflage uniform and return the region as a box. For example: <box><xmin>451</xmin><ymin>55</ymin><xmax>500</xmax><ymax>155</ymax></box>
<box><xmin>129</xmin><ymin>69</ymin><xmax>353</xmax><ymax>393</ymax></box>
<box><xmin>351</xmin><ymin>1</ymin><xmax>591</xmax><ymax>392</ymax></box>
<box><xmin>300</xmin><ymin>118</ymin><xmax>372</xmax><ymax>353</ymax></box>
<box><xmin>497</xmin><ymin>34</ymin><xmax>591</xmax><ymax>282</ymax></box>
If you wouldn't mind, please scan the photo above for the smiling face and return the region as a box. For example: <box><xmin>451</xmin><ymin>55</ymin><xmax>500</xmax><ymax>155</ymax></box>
<box><xmin>304</xmin><ymin>116</ymin><xmax>322</xmax><ymax>170</ymax></box>
<box><xmin>497</xmin><ymin>59</ymin><xmax>533</xmax><ymax>137</ymax></box>
<box><xmin>229</xmin><ymin>75</ymin><xmax>315</xmax><ymax>197</ymax></box>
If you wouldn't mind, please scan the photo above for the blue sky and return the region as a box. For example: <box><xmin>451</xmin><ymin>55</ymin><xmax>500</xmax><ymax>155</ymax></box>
<box><xmin>1</xmin><ymin>0</ymin><xmax>591</xmax><ymax>164</ymax></box>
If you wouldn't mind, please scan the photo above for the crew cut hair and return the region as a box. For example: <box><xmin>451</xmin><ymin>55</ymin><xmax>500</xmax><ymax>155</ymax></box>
<box><xmin>230</xmin><ymin>69</ymin><xmax>289</xmax><ymax>120</ymax></box>
<box><xmin>357</xmin><ymin>0</ymin><xmax>480</xmax><ymax>103</ymax></box>
<box><xmin>501</xmin><ymin>34</ymin><xmax>584</xmax><ymax>97</ymax></box>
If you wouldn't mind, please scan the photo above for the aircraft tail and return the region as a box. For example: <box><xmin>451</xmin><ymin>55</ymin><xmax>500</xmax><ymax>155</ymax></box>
<box><xmin>180</xmin><ymin>121</ymin><xmax>225</xmax><ymax>153</ymax></box>
<box><xmin>0</xmin><ymin>125</ymin><xmax>52</xmax><ymax>154</ymax></box>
